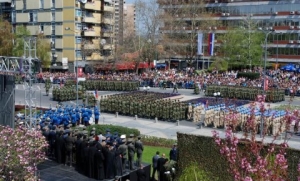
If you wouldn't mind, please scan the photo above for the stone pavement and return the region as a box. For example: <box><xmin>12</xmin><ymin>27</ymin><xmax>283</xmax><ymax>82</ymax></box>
<box><xmin>96</xmin><ymin>112</ymin><xmax>300</xmax><ymax>150</ymax></box>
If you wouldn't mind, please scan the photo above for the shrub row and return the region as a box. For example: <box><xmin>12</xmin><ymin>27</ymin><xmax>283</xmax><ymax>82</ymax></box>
<box><xmin>86</xmin><ymin>124</ymin><xmax>140</xmax><ymax>137</ymax></box>
<box><xmin>85</xmin><ymin>125</ymin><xmax>175</xmax><ymax>149</ymax></box>
<box><xmin>237</xmin><ymin>72</ymin><xmax>260</xmax><ymax>80</ymax></box>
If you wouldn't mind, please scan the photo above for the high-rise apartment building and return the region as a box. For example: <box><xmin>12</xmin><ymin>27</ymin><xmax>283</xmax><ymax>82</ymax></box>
<box><xmin>158</xmin><ymin>0</ymin><xmax>300</xmax><ymax>69</ymax></box>
<box><xmin>0</xmin><ymin>0</ymin><xmax>115</xmax><ymax>72</ymax></box>
<box><xmin>114</xmin><ymin>0</ymin><xmax>124</xmax><ymax>45</ymax></box>
<box><xmin>123</xmin><ymin>4</ymin><xmax>135</xmax><ymax>39</ymax></box>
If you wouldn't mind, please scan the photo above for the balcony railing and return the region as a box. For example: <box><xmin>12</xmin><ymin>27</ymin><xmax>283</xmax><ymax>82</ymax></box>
<box><xmin>83</xmin><ymin>16</ymin><xmax>96</xmax><ymax>23</ymax></box>
<box><xmin>84</xmin><ymin>1</ymin><xmax>101</xmax><ymax>11</ymax></box>
<box><xmin>104</xmin><ymin>5</ymin><xmax>114</xmax><ymax>12</ymax></box>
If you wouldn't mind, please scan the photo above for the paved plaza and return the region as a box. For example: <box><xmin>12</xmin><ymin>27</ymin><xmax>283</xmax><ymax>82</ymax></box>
<box><xmin>14</xmin><ymin>84</ymin><xmax>300</xmax><ymax>150</ymax></box>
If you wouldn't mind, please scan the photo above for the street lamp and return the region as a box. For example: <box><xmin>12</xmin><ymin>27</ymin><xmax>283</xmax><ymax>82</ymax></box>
<box><xmin>275</xmin><ymin>32</ymin><xmax>283</xmax><ymax>70</ymax></box>
<box><xmin>65</xmin><ymin>27</ymin><xmax>79</xmax><ymax>106</ymax></box>
<box><xmin>214</xmin><ymin>92</ymin><xmax>220</xmax><ymax>102</ymax></box>
<box><xmin>258</xmin><ymin>27</ymin><xmax>275</xmax><ymax>138</ymax></box>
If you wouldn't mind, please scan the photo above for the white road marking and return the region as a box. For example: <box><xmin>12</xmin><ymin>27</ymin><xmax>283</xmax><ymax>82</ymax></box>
<box><xmin>22</xmin><ymin>85</ymin><xmax>25</xmax><ymax>89</ymax></box>
<box><xmin>37</xmin><ymin>86</ymin><xmax>41</xmax><ymax>90</ymax></box>
<box><xmin>70</xmin><ymin>101</ymin><xmax>76</xmax><ymax>105</ymax></box>
<box><xmin>16</xmin><ymin>85</ymin><xmax>19</xmax><ymax>89</ymax></box>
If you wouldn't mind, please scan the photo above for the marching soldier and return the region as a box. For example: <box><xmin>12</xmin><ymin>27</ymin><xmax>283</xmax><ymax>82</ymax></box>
<box><xmin>45</xmin><ymin>78</ymin><xmax>51</xmax><ymax>96</ymax></box>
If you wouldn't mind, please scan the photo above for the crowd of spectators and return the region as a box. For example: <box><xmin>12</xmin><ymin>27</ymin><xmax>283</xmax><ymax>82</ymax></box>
<box><xmin>4</xmin><ymin>66</ymin><xmax>300</xmax><ymax>94</ymax></box>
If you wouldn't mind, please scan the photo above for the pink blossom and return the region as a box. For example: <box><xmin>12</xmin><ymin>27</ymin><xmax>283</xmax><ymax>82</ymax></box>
<box><xmin>244</xmin><ymin>176</ymin><xmax>252</xmax><ymax>181</ymax></box>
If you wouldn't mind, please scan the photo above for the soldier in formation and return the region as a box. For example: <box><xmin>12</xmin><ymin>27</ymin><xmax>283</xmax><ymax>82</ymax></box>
<box><xmin>205</xmin><ymin>85</ymin><xmax>285</xmax><ymax>102</ymax></box>
<box><xmin>100</xmin><ymin>92</ymin><xmax>188</xmax><ymax>121</ymax></box>
<box><xmin>45</xmin><ymin>78</ymin><xmax>52</xmax><ymax>96</ymax></box>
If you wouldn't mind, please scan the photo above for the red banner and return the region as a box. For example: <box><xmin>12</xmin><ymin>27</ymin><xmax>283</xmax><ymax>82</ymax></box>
<box><xmin>264</xmin><ymin>79</ymin><xmax>269</xmax><ymax>91</ymax></box>
<box><xmin>77</xmin><ymin>67</ymin><xmax>83</xmax><ymax>77</ymax></box>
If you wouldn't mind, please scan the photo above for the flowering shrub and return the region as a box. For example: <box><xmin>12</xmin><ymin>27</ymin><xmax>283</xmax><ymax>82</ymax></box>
<box><xmin>0</xmin><ymin>126</ymin><xmax>48</xmax><ymax>181</ymax></box>
<box><xmin>212</xmin><ymin>95</ymin><xmax>298</xmax><ymax>180</ymax></box>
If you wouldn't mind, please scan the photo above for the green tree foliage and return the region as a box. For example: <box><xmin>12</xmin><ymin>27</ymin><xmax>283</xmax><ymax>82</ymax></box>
<box><xmin>219</xmin><ymin>26</ymin><xmax>264</xmax><ymax>68</ymax></box>
<box><xmin>12</xmin><ymin>26</ymin><xmax>30</xmax><ymax>57</ymax></box>
<box><xmin>36</xmin><ymin>34</ymin><xmax>51</xmax><ymax>68</ymax></box>
<box><xmin>208</xmin><ymin>57</ymin><xmax>228</xmax><ymax>72</ymax></box>
<box><xmin>179</xmin><ymin>163</ymin><xmax>213</xmax><ymax>181</ymax></box>
<box><xmin>0</xmin><ymin>17</ymin><xmax>14</xmax><ymax>56</ymax></box>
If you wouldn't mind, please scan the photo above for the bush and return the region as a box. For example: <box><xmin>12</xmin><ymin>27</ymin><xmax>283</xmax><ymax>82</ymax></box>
<box><xmin>87</xmin><ymin>124</ymin><xmax>140</xmax><ymax>137</ymax></box>
<box><xmin>179</xmin><ymin>163</ymin><xmax>215</xmax><ymax>181</ymax></box>
<box><xmin>0</xmin><ymin>126</ymin><xmax>48</xmax><ymax>180</ymax></box>
<box><xmin>237</xmin><ymin>72</ymin><xmax>260</xmax><ymax>80</ymax></box>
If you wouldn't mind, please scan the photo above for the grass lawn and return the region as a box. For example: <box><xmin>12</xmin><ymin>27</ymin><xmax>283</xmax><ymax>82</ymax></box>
<box><xmin>138</xmin><ymin>145</ymin><xmax>171</xmax><ymax>165</ymax></box>
<box><xmin>136</xmin><ymin>145</ymin><xmax>171</xmax><ymax>179</ymax></box>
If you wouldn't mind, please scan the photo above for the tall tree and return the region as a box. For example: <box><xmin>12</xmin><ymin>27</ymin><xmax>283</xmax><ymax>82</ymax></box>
<box><xmin>36</xmin><ymin>34</ymin><xmax>51</xmax><ymax>69</ymax></box>
<box><xmin>219</xmin><ymin>18</ymin><xmax>264</xmax><ymax>68</ymax></box>
<box><xmin>0</xmin><ymin>17</ymin><xmax>14</xmax><ymax>56</ymax></box>
<box><xmin>134</xmin><ymin>0</ymin><xmax>161</xmax><ymax>66</ymax></box>
<box><xmin>158</xmin><ymin>0</ymin><xmax>219</xmax><ymax>65</ymax></box>
<box><xmin>12</xmin><ymin>26</ymin><xmax>30</xmax><ymax>57</ymax></box>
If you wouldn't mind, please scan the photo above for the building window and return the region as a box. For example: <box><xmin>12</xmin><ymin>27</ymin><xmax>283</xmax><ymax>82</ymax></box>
<box><xmin>33</xmin><ymin>12</ymin><xmax>37</xmax><ymax>22</ymax></box>
<box><xmin>40</xmin><ymin>0</ymin><xmax>44</xmax><ymax>9</ymax></box>
<box><xmin>76</xmin><ymin>37</ymin><xmax>82</xmax><ymax>44</ymax></box>
<box><xmin>40</xmin><ymin>25</ymin><xmax>44</xmax><ymax>32</ymax></box>
<box><xmin>51</xmin><ymin>0</ymin><xmax>55</xmax><ymax>8</ymax></box>
<box><xmin>52</xmin><ymin>25</ymin><xmax>55</xmax><ymax>35</ymax></box>
<box><xmin>76</xmin><ymin>50</ymin><xmax>81</xmax><ymax>58</ymax></box>
<box><xmin>76</xmin><ymin>23</ymin><xmax>82</xmax><ymax>30</ymax></box>
<box><xmin>75</xmin><ymin>9</ymin><xmax>82</xmax><ymax>17</ymax></box>
<box><xmin>52</xmin><ymin>12</ymin><xmax>55</xmax><ymax>21</ymax></box>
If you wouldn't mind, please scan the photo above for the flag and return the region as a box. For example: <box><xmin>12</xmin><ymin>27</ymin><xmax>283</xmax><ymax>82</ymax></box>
<box><xmin>94</xmin><ymin>90</ymin><xmax>98</xmax><ymax>98</ymax></box>
<box><xmin>197</xmin><ymin>33</ymin><xmax>203</xmax><ymax>55</ymax></box>
<box><xmin>263</xmin><ymin>79</ymin><xmax>269</xmax><ymax>91</ymax></box>
<box><xmin>207</xmin><ymin>33</ymin><xmax>215</xmax><ymax>56</ymax></box>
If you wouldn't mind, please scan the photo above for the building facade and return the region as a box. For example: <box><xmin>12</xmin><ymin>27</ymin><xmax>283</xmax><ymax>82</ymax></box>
<box><xmin>114</xmin><ymin>0</ymin><xmax>124</xmax><ymax>45</ymax></box>
<box><xmin>123</xmin><ymin>4</ymin><xmax>136</xmax><ymax>39</ymax></box>
<box><xmin>0</xmin><ymin>0</ymin><xmax>115</xmax><ymax>72</ymax></box>
<box><xmin>158</xmin><ymin>0</ymin><xmax>300</xmax><ymax>69</ymax></box>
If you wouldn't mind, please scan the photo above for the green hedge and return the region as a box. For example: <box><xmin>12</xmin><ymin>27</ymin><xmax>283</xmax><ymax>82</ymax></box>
<box><xmin>177</xmin><ymin>133</ymin><xmax>300</xmax><ymax>181</ymax></box>
<box><xmin>141</xmin><ymin>135</ymin><xmax>176</xmax><ymax>148</ymax></box>
<box><xmin>177</xmin><ymin>133</ymin><xmax>231</xmax><ymax>181</ymax></box>
<box><xmin>237</xmin><ymin>72</ymin><xmax>260</xmax><ymax>80</ymax></box>
<box><xmin>86</xmin><ymin>124</ymin><xmax>140</xmax><ymax>137</ymax></box>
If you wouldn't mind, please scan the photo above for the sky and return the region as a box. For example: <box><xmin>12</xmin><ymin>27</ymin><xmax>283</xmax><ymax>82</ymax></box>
<box><xmin>126</xmin><ymin>0</ymin><xmax>135</xmax><ymax>4</ymax></box>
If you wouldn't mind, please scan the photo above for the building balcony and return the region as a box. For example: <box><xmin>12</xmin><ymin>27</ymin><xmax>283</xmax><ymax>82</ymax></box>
<box><xmin>83</xmin><ymin>17</ymin><xmax>96</xmax><ymax>24</ymax></box>
<box><xmin>102</xmin><ymin>32</ymin><xmax>113</xmax><ymax>37</ymax></box>
<box><xmin>86</xmin><ymin>53</ymin><xmax>103</xmax><ymax>61</ymax></box>
<box><xmin>103</xmin><ymin>44</ymin><xmax>114</xmax><ymax>50</ymax></box>
<box><xmin>83</xmin><ymin>26</ymin><xmax>100</xmax><ymax>37</ymax></box>
<box><xmin>84</xmin><ymin>43</ymin><xmax>100</xmax><ymax>49</ymax></box>
<box><xmin>102</xmin><ymin>17</ymin><xmax>114</xmax><ymax>24</ymax></box>
<box><xmin>104</xmin><ymin>5</ymin><xmax>114</xmax><ymax>12</ymax></box>
<box><xmin>84</xmin><ymin>1</ymin><xmax>101</xmax><ymax>11</ymax></box>
<box><xmin>83</xmin><ymin>30</ymin><xmax>96</xmax><ymax>36</ymax></box>
<box><xmin>83</xmin><ymin>13</ymin><xmax>101</xmax><ymax>24</ymax></box>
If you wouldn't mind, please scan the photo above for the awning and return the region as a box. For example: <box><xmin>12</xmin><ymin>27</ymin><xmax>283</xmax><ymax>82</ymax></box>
<box><xmin>138</xmin><ymin>62</ymin><xmax>155</xmax><ymax>69</ymax></box>
<box><xmin>156</xmin><ymin>63</ymin><xmax>166</xmax><ymax>68</ymax></box>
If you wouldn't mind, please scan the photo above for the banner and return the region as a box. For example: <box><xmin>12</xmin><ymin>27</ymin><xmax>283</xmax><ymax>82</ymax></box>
<box><xmin>77</xmin><ymin>67</ymin><xmax>83</xmax><ymax>77</ymax></box>
<box><xmin>208</xmin><ymin>33</ymin><xmax>215</xmax><ymax>56</ymax></box>
<box><xmin>197</xmin><ymin>33</ymin><xmax>203</xmax><ymax>55</ymax></box>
